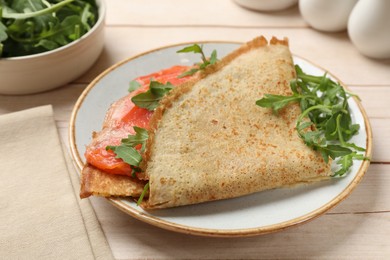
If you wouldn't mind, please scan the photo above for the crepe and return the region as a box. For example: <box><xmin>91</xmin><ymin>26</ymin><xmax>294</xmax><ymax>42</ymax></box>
<box><xmin>80</xmin><ymin>36</ymin><xmax>332</xmax><ymax>208</ymax></box>
<box><xmin>80</xmin><ymin>164</ymin><xmax>145</xmax><ymax>198</ymax></box>
<box><xmin>141</xmin><ymin>36</ymin><xmax>332</xmax><ymax>209</ymax></box>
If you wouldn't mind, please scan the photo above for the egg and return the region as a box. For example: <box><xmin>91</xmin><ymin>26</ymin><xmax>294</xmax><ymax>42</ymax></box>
<box><xmin>348</xmin><ymin>0</ymin><xmax>390</xmax><ymax>59</ymax></box>
<box><xmin>299</xmin><ymin>0</ymin><xmax>358</xmax><ymax>32</ymax></box>
<box><xmin>233</xmin><ymin>0</ymin><xmax>298</xmax><ymax>12</ymax></box>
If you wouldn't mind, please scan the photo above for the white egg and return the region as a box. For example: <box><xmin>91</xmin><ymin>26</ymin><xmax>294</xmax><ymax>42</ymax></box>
<box><xmin>233</xmin><ymin>0</ymin><xmax>298</xmax><ymax>12</ymax></box>
<box><xmin>348</xmin><ymin>0</ymin><xmax>390</xmax><ymax>59</ymax></box>
<box><xmin>299</xmin><ymin>0</ymin><xmax>358</xmax><ymax>32</ymax></box>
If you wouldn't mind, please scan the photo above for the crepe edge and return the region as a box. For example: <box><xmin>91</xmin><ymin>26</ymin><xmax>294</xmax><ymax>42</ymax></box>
<box><xmin>80</xmin><ymin>164</ymin><xmax>146</xmax><ymax>199</ymax></box>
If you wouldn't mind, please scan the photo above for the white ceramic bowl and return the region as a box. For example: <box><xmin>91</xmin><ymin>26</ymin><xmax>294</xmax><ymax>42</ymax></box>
<box><xmin>0</xmin><ymin>0</ymin><xmax>105</xmax><ymax>95</ymax></box>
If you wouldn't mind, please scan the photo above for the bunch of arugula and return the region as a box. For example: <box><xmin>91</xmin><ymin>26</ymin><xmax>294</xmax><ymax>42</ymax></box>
<box><xmin>256</xmin><ymin>65</ymin><xmax>368</xmax><ymax>176</ymax></box>
<box><xmin>0</xmin><ymin>0</ymin><xmax>98</xmax><ymax>57</ymax></box>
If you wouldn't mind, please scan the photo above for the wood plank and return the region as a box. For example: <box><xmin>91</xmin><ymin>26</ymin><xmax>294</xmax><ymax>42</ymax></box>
<box><xmin>77</xmin><ymin>27</ymin><xmax>390</xmax><ymax>86</ymax></box>
<box><xmin>0</xmin><ymin>84</ymin><xmax>85</xmax><ymax>122</ymax></box>
<box><xmin>370</xmin><ymin>118</ymin><xmax>390</xmax><ymax>163</ymax></box>
<box><xmin>0</xmin><ymin>84</ymin><xmax>85</xmax><ymax>149</ymax></box>
<box><xmin>329</xmin><ymin>164</ymin><xmax>390</xmax><ymax>214</ymax></box>
<box><xmin>350</xmin><ymin>86</ymin><xmax>390</xmax><ymax>119</ymax></box>
<box><xmin>90</xmin><ymin>196</ymin><xmax>390</xmax><ymax>259</ymax></box>
<box><xmin>105</xmin><ymin>0</ymin><xmax>306</xmax><ymax>27</ymax></box>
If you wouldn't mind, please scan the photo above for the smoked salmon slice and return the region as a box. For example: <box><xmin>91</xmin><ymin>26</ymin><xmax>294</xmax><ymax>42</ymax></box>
<box><xmin>84</xmin><ymin>65</ymin><xmax>192</xmax><ymax>176</ymax></box>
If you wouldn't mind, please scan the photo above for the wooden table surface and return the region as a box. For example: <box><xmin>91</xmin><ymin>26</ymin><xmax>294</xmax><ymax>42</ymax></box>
<box><xmin>1</xmin><ymin>1</ymin><xmax>389</xmax><ymax>259</ymax></box>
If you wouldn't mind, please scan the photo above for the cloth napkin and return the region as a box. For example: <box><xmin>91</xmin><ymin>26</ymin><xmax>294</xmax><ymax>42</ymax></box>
<box><xmin>0</xmin><ymin>105</ymin><xmax>114</xmax><ymax>259</ymax></box>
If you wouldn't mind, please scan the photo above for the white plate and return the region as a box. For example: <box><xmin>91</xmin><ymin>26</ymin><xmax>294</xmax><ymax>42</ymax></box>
<box><xmin>69</xmin><ymin>42</ymin><xmax>372</xmax><ymax>237</ymax></box>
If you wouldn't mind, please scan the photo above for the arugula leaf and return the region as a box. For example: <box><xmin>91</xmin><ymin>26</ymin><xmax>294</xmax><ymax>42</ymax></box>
<box><xmin>131</xmin><ymin>81</ymin><xmax>174</xmax><ymax>110</ymax></box>
<box><xmin>137</xmin><ymin>182</ymin><xmax>149</xmax><ymax>206</ymax></box>
<box><xmin>106</xmin><ymin>126</ymin><xmax>149</xmax><ymax>169</ymax></box>
<box><xmin>176</xmin><ymin>44</ymin><xmax>218</xmax><ymax>77</ymax></box>
<box><xmin>319</xmin><ymin>145</ymin><xmax>352</xmax><ymax>160</ymax></box>
<box><xmin>0</xmin><ymin>0</ymin><xmax>98</xmax><ymax>57</ymax></box>
<box><xmin>128</xmin><ymin>80</ymin><xmax>141</xmax><ymax>93</ymax></box>
<box><xmin>2</xmin><ymin>0</ymin><xmax>75</xmax><ymax>19</ymax></box>
<box><xmin>176</xmin><ymin>68</ymin><xmax>200</xmax><ymax>78</ymax></box>
<box><xmin>177</xmin><ymin>44</ymin><xmax>203</xmax><ymax>55</ymax></box>
<box><xmin>255</xmin><ymin>94</ymin><xmax>301</xmax><ymax>113</ymax></box>
<box><xmin>120</xmin><ymin>126</ymin><xmax>149</xmax><ymax>152</ymax></box>
<box><xmin>107</xmin><ymin>145</ymin><xmax>142</xmax><ymax>167</ymax></box>
<box><xmin>333</xmin><ymin>152</ymin><xmax>369</xmax><ymax>177</ymax></box>
<box><xmin>334</xmin><ymin>153</ymin><xmax>354</xmax><ymax>177</ymax></box>
<box><xmin>256</xmin><ymin>65</ymin><xmax>369</xmax><ymax>176</ymax></box>
<box><xmin>209</xmin><ymin>49</ymin><xmax>217</xmax><ymax>65</ymax></box>
<box><xmin>0</xmin><ymin>20</ymin><xmax>8</xmax><ymax>56</ymax></box>
<box><xmin>149</xmin><ymin>80</ymin><xmax>173</xmax><ymax>95</ymax></box>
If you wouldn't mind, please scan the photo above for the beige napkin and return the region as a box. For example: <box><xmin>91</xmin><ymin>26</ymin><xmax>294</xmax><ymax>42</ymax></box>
<box><xmin>0</xmin><ymin>105</ymin><xmax>114</xmax><ymax>259</ymax></box>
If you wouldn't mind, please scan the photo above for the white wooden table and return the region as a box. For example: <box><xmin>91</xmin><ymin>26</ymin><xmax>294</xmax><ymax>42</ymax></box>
<box><xmin>1</xmin><ymin>1</ymin><xmax>389</xmax><ymax>258</ymax></box>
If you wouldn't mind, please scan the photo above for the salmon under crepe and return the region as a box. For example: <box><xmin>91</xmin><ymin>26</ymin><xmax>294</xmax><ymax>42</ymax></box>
<box><xmin>80</xmin><ymin>36</ymin><xmax>333</xmax><ymax>208</ymax></box>
<box><xmin>80</xmin><ymin>65</ymin><xmax>192</xmax><ymax>198</ymax></box>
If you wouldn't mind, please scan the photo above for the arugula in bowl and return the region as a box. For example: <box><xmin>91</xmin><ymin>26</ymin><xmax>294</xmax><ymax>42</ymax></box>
<box><xmin>0</xmin><ymin>0</ymin><xmax>98</xmax><ymax>58</ymax></box>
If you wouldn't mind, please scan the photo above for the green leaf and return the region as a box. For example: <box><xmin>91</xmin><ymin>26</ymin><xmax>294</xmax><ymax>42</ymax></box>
<box><xmin>34</xmin><ymin>39</ymin><xmax>58</xmax><ymax>50</ymax></box>
<box><xmin>332</xmin><ymin>152</ymin><xmax>370</xmax><ymax>177</ymax></box>
<box><xmin>324</xmin><ymin>114</ymin><xmax>339</xmax><ymax>140</ymax></box>
<box><xmin>176</xmin><ymin>44</ymin><xmax>203</xmax><ymax>54</ymax></box>
<box><xmin>61</xmin><ymin>15</ymin><xmax>84</xmax><ymax>39</ymax></box>
<box><xmin>128</xmin><ymin>80</ymin><xmax>141</xmax><ymax>93</ymax></box>
<box><xmin>0</xmin><ymin>21</ymin><xmax>8</xmax><ymax>42</ymax></box>
<box><xmin>343</xmin><ymin>142</ymin><xmax>366</xmax><ymax>152</ymax></box>
<box><xmin>290</xmin><ymin>80</ymin><xmax>300</xmax><ymax>94</ymax></box>
<box><xmin>209</xmin><ymin>49</ymin><xmax>218</xmax><ymax>65</ymax></box>
<box><xmin>106</xmin><ymin>126</ymin><xmax>149</xmax><ymax>168</ymax></box>
<box><xmin>300</xmin><ymin>130</ymin><xmax>324</xmax><ymax>147</ymax></box>
<box><xmin>121</xmin><ymin>126</ymin><xmax>149</xmax><ymax>150</ymax></box>
<box><xmin>137</xmin><ymin>182</ymin><xmax>149</xmax><ymax>206</ymax></box>
<box><xmin>80</xmin><ymin>2</ymin><xmax>93</xmax><ymax>30</ymax></box>
<box><xmin>176</xmin><ymin>44</ymin><xmax>218</xmax><ymax>78</ymax></box>
<box><xmin>108</xmin><ymin>145</ymin><xmax>142</xmax><ymax>167</ymax></box>
<box><xmin>320</xmin><ymin>149</ymin><xmax>330</xmax><ymax>164</ymax></box>
<box><xmin>321</xmin><ymin>145</ymin><xmax>352</xmax><ymax>160</ymax></box>
<box><xmin>131</xmin><ymin>91</ymin><xmax>160</xmax><ymax>111</ymax></box>
<box><xmin>2</xmin><ymin>0</ymin><xmax>75</xmax><ymax>19</ymax></box>
<box><xmin>131</xmin><ymin>81</ymin><xmax>174</xmax><ymax>111</ymax></box>
<box><xmin>177</xmin><ymin>68</ymin><xmax>200</xmax><ymax>78</ymax></box>
<box><xmin>105</xmin><ymin>128</ymin><xmax>150</xmax><ymax>211</ymax></box>
<box><xmin>333</xmin><ymin>154</ymin><xmax>354</xmax><ymax>177</ymax></box>
<box><xmin>149</xmin><ymin>81</ymin><xmax>174</xmax><ymax>96</ymax></box>
<box><xmin>296</xmin><ymin>121</ymin><xmax>313</xmax><ymax>132</ymax></box>
<box><xmin>256</xmin><ymin>94</ymin><xmax>301</xmax><ymax>112</ymax></box>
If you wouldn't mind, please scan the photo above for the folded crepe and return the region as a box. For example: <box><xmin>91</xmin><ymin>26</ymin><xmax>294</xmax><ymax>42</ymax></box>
<box><xmin>80</xmin><ymin>36</ymin><xmax>332</xmax><ymax>209</ymax></box>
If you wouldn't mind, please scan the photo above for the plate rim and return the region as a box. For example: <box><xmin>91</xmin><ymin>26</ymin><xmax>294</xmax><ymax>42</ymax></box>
<box><xmin>69</xmin><ymin>41</ymin><xmax>373</xmax><ymax>237</ymax></box>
